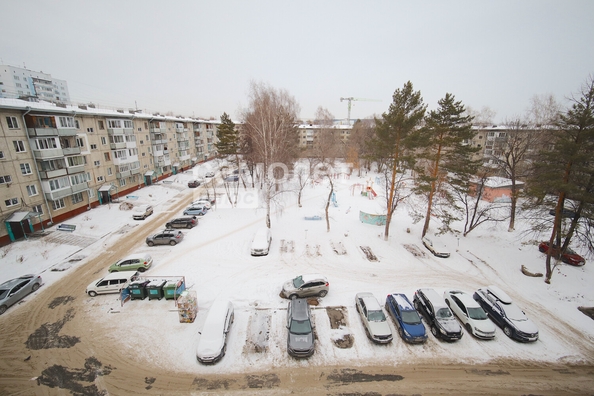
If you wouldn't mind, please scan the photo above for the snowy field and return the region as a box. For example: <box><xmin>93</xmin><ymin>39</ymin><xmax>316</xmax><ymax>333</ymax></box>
<box><xmin>1</xmin><ymin>161</ymin><xmax>593</xmax><ymax>374</ymax></box>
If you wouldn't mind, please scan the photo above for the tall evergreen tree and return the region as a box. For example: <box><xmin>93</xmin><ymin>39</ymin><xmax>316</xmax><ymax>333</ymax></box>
<box><xmin>215</xmin><ymin>112</ymin><xmax>238</xmax><ymax>157</ymax></box>
<box><xmin>370</xmin><ymin>81</ymin><xmax>426</xmax><ymax>240</ymax></box>
<box><xmin>414</xmin><ymin>93</ymin><xmax>479</xmax><ymax>237</ymax></box>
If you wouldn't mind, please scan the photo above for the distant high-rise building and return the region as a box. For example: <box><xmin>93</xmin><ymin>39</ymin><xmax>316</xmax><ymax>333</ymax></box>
<box><xmin>0</xmin><ymin>64</ymin><xmax>70</xmax><ymax>104</ymax></box>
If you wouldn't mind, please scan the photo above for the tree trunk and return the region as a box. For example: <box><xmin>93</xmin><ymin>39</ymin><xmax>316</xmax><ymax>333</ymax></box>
<box><xmin>508</xmin><ymin>180</ymin><xmax>518</xmax><ymax>232</ymax></box>
<box><xmin>384</xmin><ymin>136</ymin><xmax>400</xmax><ymax>241</ymax></box>
<box><xmin>325</xmin><ymin>177</ymin><xmax>334</xmax><ymax>232</ymax></box>
<box><xmin>422</xmin><ymin>141</ymin><xmax>443</xmax><ymax>237</ymax></box>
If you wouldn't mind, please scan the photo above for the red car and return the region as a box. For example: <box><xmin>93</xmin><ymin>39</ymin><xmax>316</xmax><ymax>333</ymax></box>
<box><xmin>538</xmin><ymin>242</ymin><xmax>586</xmax><ymax>266</ymax></box>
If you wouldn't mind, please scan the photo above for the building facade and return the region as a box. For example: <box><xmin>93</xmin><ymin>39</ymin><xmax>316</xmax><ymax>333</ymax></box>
<box><xmin>0</xmin><ymin>65</ymin><xmax>70</xmax><ymax>104</ymax></box>
<box><xmin>0</xmin><ymin>99</ymin><xmax>219</xmax><ymax>245</ymax></box>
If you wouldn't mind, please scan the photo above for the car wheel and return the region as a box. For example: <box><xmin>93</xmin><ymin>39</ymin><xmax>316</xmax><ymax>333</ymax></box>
<box><xmin>111</xmin><ymin>270</ymin><xmax>118</xmax><ymax>273</ymax></box>
<box><xmin>138</xmin><ymin>268</ymin><xmax>146</xmax><ymax>273</ymax></box>
<box><xmin>538</xmin><ymin>246</ymin><xmax>545</xmax><ymax>253</ymax></box>
<box><xmin>431</xmin><ymin>325</ymin><xmax>439</xmax><ymax>338</ymax></box>
<box><xmin>504</xmin><ymin>326</ymin><xmax>513</xmax><ymax>338</ymax></box>
<box><xmin>166</xmin><ymin>224</ymin><xmax>172</xmax><ymax>228</ymax></box>
<box><xmin>32</xmin><ymin>283</ymin><xmax>40</xmax><ymax>292</ymax></box>
<box><xmin>318</xmin><ymin>290</ymin><xmax>328</xmax><ymax>297</ymax></box>
<box><xmin>170</xmin><ymin>240</ymin><xmax>177</xmax><ymax>246</ymax></box>
<box><xmin>147</xmin><ymin>241</ymin><xmax>154</xmax><ymax>247</ymax></box>
<box><xmin>398</xmin><ymin>327</ymin><xmax>404</xmax><ymax>339</ymax></box>
<box><xmin>88</xmin><ymin>291</ymin><xmax>97</xmax><ymax>297</ymax></box>
<box><xmin>465</xmin><ymin>323</ymin><xmax>473</xmax><ymax>335</ymax></box>
<box><xmin>0</xmin><ymin>305</ymin><xmax>7</xmax><ymax>315</ymax></box>
<box><xmin>186</xmin><ymin>224</ymin><xmax>192</xmax><ymax>229</ymax></box>
<box><xmin>289</xmin><ymin>294</ymin><xmax>298</xmax><ymax>300</ymax></box>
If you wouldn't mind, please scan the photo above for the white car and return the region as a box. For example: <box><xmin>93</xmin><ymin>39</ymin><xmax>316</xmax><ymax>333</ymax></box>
<box><xmin>192</xmin><ymin>199</ymin><xmax>211</xmax><ymax>210</ymax></box>
<box><xmin>132</xmin><ymin>204</ymin><xmax>153</xmax><ymax>220</ymax></box>
<box><xmin>355</xmin><ymin>292</ymin><xmax>393</xmax><ymax>344</ymax></box>
<box><xmin>250</xmin><ymin>227</ymin><xmax>272</xmax><ymax>256</ymax></box>
<box><xmin>443</xmin><ymin>290</ymin><xmax>495</xmax><ymax>340</ymax></box>
<box><xmin>196</xmin><ymin>300</ymin><xmax>234</xmax><ymax>364</ymax></box>
<box><xmin>422</xmin><ymin>237</ymin><xmax>450</xmax><ymax>258</ymax></box>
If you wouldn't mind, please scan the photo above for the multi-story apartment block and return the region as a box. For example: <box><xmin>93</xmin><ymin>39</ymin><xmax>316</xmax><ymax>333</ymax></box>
<box><xmin>0</xmin><ymin>99</ymin><xmax>218</xmax><ymax>246</ymax></box>
<box><xmin>297</xmin><ymin>124</ymin><xmax>352</xmax><ymax>149</ymax></box>
<box><xmin>0</xmin><ymin>65</ymin><xmax>70</xmax><ymax>104</ymax></box>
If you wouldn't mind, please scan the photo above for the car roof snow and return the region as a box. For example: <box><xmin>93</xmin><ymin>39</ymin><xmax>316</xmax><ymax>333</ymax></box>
<box><xmin>486</xmin><ymin>285</ymin><xmax>513</xmax><ymax>304</ymax></box>
<box><xmin>299</xmin><ymin>274</ymin><xmax>327</xmax><ymax>283</ymax></box>
<box><xmin>392</xmin><ymin>293</ymin><xmax>414</xmax><ymax>311</ymax></box>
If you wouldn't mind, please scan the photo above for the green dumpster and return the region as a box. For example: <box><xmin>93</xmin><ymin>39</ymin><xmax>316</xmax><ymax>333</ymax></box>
<box><xmin>147</xmin><ymin>280</ymin><xmax>166</xmax><ymax>300</ymax></box>
<box><xmin>163</xmin><ymin>279</ymin><xmax>185</xmax><ymax>300</ymax></box>
<box><xmin>129</xmin><ymin>280</ymin><xmax>150</xmax><ymax>300</ymax></box>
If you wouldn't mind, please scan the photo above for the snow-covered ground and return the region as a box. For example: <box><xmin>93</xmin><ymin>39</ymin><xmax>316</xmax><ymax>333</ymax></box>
<box><xmin>1</xmin><ymin>161</ymin><xmax>593</xmax><ymax>374</ymax></box>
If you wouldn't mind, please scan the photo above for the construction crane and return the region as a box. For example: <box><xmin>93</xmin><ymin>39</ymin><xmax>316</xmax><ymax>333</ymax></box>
<box><xmin>340</xmin><ymin>97</ymin><xmax>381</xmax><ymax>124</ymax></box>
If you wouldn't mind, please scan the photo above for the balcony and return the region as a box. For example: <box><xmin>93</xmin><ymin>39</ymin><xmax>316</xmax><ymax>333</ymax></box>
<box><xmin>180</xmin><ymin>154</ymin><xmax>190</xmax><ymax>161</ymax></box>
<box><xmin>33</xmin><ymin>148</ymin><xmax>64</xmax><ymax>160</ymax></box>
<box><xmin>39</xmin><ymin>168</ymin><xmax>67</xmax><ymax>179</ymax></box>
<box><xmin>28</xmin><ymin>127</ymin><xmax>59</xmax><ymax>137</ymax></box>
<box><xmin>67</xmin><ymin>164</ymin><xmax>85</xmax><ymax>174</ymax></box>
<box><xmin>110</xmin><ymin>142</ymin><xmax>126</xmax><ymax>150</ymax></box>
<box><xmin>130</xmin><ymin>168</ymin><xmax>140</xmax><ymax>175</ymax></box>
<box><xmin>107</xmin><ymin>127</ymin><xmax>133</xmax><ymax>136</ymax></box>
<box><xmin>62</xmin><ymin>147</ymin><xmax>81</xmax><ymax>156</ymax></box>
<box><xmin>149</xmin><ymin>127</ymin><xmax>165</xmax><ymax>133</ymax></box>
<box><xmin>117</xmin><ymin>170</ymin><xmax>131</xmax><ymax>178</ymax></box>
<box><xmin>72</xmin><ymin>182</ymin><xmax>89</xmax><ymax>193</ymax></box>
<box><xmin>176</xmin><ymin>134</ymin><xmax>188</xmax><ymax>142</ymax></box>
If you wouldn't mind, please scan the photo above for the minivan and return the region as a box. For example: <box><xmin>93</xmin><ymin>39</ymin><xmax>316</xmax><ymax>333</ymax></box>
<box><xmin>86</xmin><ymin>271</ymin><xmax>139</xmax><ymax>297</ymax></box>
<box><xmin>196</xmin><ymin>300</ymin><xmax>234</xmax><ymax>364</ymax></box>
<box><xmin>250</xmin><ymin>227</ymin><xmax>272</xmax><ymax>256</ymax></box>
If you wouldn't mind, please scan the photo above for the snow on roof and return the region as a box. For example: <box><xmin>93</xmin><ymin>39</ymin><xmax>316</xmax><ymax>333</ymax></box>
<box><xmin>301</xmin><ymin>274</ymin><xmax>327</xmax><ymax>283</ymax></box>
<box><xmin>472</xmin><ymin>176</ymin><xmax>525</xmax><ymax>189</ymax></box>
<box><xmin>393</xmin><ymin>293</ymin><xmax>414</xmax><ymax>311</ymax></box>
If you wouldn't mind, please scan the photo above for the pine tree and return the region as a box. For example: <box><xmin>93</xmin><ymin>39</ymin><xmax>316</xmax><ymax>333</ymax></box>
<box><xmin>215</xmin><ymin>112</ymin><xmax>238</xmax><ymax>157</ymax></box>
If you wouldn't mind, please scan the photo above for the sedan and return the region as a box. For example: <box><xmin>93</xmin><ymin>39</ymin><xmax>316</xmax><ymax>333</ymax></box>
<box><xmin>192</xmin><ymin>199</ymin><xmax>212</xmax><ymax>210</ymax></box>
<box><xmin>538</xmin><ymin>241</ymin><xmax>585</xmax><ymax>266</ymax></box>
<box><xmin>183</xmin><ymin>205</ymin><xmax>207</xmax><ymax>216</ymax></box>
<box><xmin>422</xmin><ymin>237</ymin><xmax>450</xmax><ymax>258</ymax></box>
<box><xmin>108</xmin><ymin>253</ymin><xmax>153</xmax><ymax>273</ymax></box>
<box><xmin>355</xmin><ymin>292</ymin><xmax>393</xmax><ymax>344</ymax></box>
<box><xmin>166</xmin><ymin>217</ymin><xmax>198</xmax><ymax>229</ymax></box>
<box><xmin>205</xmin><ymin>171</ymin><xmax>215</xmax><ymax>178</ymax></box>
<box><xmin>385</xmin><ymin>293</ymin><xmax>427</xmax><ymax>343</ymax></box>
<box><xmin>281</xmin><ymin>274</ymin><xmax>329</xmax><ymax>299</ymax></box>
<box><xmin>187</xmin><ymin>180</ymin><xmax>201</xmax><ymax>188</ymax></box>
<box><xmin>146</xmin><ymin>230</ymin><xmax>184</xmax><ymax>246</ymax></box>
<box><xmin>443</xmin><ymin>290</ymin><xmax>495</xmax><ymax>340</ymax></box>
<box><xmin>473</xmin><ymin>285</ymin><xmax>539</xmax><ymax>342</ymax></box>
<box><xmin>0</xmin><ymin>274</ymin><xmax>42</xmax><ymax>315</ymax></box>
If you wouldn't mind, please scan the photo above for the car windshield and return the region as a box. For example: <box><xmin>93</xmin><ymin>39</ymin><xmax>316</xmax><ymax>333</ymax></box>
<box><xmin>436</xmin><ymin>308</ymin><xmax>453</xmax><ymax>319</ymax></box>
<box><xmin>401</xmin><ymin>310</ymin><xmax>421</xmax><ymax>324</ymax></box>
<box><xmin>467</xmin><ymin>307</ymin><xmax>488</xmax><ymax>320</ymax></box>
<box><xmin>502</xmin><ymin>303</ymin><xmax>527</xmax><ymax>321</ymax></box>
<box><xmin>289</xmin><ymin>319</ymin><xmax>312</xmax><ymax>335</ymax></box>
<box><xmin>368</xmin><ymin>310</ymin><xmax>386</xmax><ymax>322</ymax></box>
<box><xmin>0</xmin><ymin>289</ymin><xmax>8</xmax><ymax>299</ymax></box>
<box><xmin>293</xmin><ymin>276</ymin><xmax>304</xmax><ymax>288</ymax></box>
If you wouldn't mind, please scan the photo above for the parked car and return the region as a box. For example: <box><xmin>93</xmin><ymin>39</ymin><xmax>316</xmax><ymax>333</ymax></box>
<box><xmin>196</xmin><ymin>300</ymin><xmax>234</xmax><ymax>364</ymax></box>
<box><xmin>549</xmin><ymin>208</ymin><xmax>577</xmax><ymax>219</ymax></box>
<box><xmin>205</xmin><ymin>171</ymin><xmax>215</xmax><ymax>178</ymax></box>
<box><xmin>192</xmin><ymin>199</ymin><xmax>212</xmax><ymax>210</ymax></box>
<box><xmin>538</xmin><ymin>241</ymin><xmax>585</xmax><ymax>266</ymax></box>
<box><xmin>183</xmin><ymin>205</ymin><xmax>207</xmax><ymax>216</ymax></box>
<box><xmin>281</xmin><ymin>274</ymin><xmax>329</xmax><ymax>299</ymax></box>
<box><xmin>251</xmin><ymin>227</ymin><xmax>272</xmax><ymax>256</ymax></box>
<box><xmin>198</xmin><ymin>194</ymin><xmax>216</xmax><ymax>205</ymax></box>
<box><xmin>286</xmin><ymin>297</ymin><xmax>315</xmax><ymax>357</ymax></box>
<box><xmin>108</xmin><ymin>253</ymin><xmax>153</xmax><ymax>273</ymax></box>
<box><xmin>443</xmin><ymin>289</ymin><xmax>496</xmax><ymax>340</ymax></box>
<box><xmin>165</xmin><ymin>217</ymin><xmax>198</xmax><ymax>229</ymax></box>
<box><xmin>0</xmin><ymin>274</ymin><xmax>42</xmax><ymax>315</ymax></box>
<box><xmin>422</xmin><ymin>237</ymin><xmax>450</xmax><ymax>258</ymax></box>
<box><xmin>132</xmin><ymin>204</ymin><xmax>153</xmax><ymax>220</ymax></box>
<box><xmin>473</xmin><ymin>285</ymin><xmax>539</xmax><ymax>342</ymax></box>
<box><xmin>355</xmin><ymin>292</ymin><xmax>393</xmax><ymax>344</ymax></box>
<box><xmin>86</xmin><ymin>271</ymin><xmax>139</xmax><ymax>297</ymax></box>
<box><xmin>187</xmin><ymin>180</ymin><xmax>201</xmax><ymax>188</ymax></box>
<box><xmin>413</xmin><ymin>288</ymin><xmax>462</xmax><ymax>341</ymax></box>
<box><xmin>146</xmin><ymin>229</ymin><xmax>184</xmax><ymax>246</ymax></box>
<box><xmin>385</xmin><ymin>293</ymin><xmax>427</xmax><ymax>343</ymax></box>
<box><xmin>224</xmin><ymin>175</ymin><xmax>239</xmax><ymax>182</ymax></box>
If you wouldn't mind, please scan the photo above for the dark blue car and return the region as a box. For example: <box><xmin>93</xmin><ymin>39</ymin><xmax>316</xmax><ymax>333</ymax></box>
<box><xmin>385</xmin><ymin>293</ymin><xmax>427</xmax><ymax>344</ymax></box>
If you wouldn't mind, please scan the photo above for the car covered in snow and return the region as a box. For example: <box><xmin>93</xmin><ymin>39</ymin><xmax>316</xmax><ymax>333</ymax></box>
<box><xmin>281</xmin><ymin>274</ymin><xmax>329</xmax><ymax>299</ymax></box>
<box><xmin>413</xmin><ymin>288</ymin><xmax>462</xmax><ymax>341</ymax></box>
<box><xmin>187</xmin><ymin>180</ymin><xmax>201</xmax><ymax>188</ymax></box>
<box><xmin>473</xmin><ymin>285</ymin><xmax>539</xmax><ymax>342</ymax></box>
<box><xmin>538</xmin><ymin>241</ymin><xmax>585</xmax><ymax>266</ymax></box>
<box><xmin>355</xmin><ymin>292</ymin><xmax>393</xmax><ymax>344</ymax></box>
<box><xmin>0</xmin><ymin>274</ymin><xmax>42</xmax><ymax>315</ymax></box>
<box><xmin>196</xmin><ymin>300</ymin><xmax>234</xmax><ymax>364</ymax></box>
<box><xmin>286</xmin><ymin>297</ymin><xmax>315</xmax><ymax>358</ymax></box>
<box><xmin>385</xmin><ymin>293</ymin><xmax>427</xmax><ymax>344</ymax></box>
<box><xmin>443</xmin><ymin>289</ymin><xmax>495</xmax><ymax>340</ymax></box>
<box><xmin>422</xmin><ymin>237</ymin><xmax>450</xmax><ymax>258</ymax></box>
<box><xmin>250</xmin><ymin>227</ymin><xmax>272</xmax><ymax>256</ymax></box>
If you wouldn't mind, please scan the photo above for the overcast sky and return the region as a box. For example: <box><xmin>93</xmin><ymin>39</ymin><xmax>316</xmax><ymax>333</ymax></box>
<box><xmin>1</xmin><ymin>0</ymin><xmax>593</xmax><ymax>122</ymax></box>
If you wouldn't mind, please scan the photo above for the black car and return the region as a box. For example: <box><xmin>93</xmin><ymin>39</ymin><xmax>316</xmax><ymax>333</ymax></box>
<box><xmin>188</xmin><ymin>180</ymin><xmax>201</xmax><ymax>188</ymax></box>
<box><xmin>473</xmin><ymin>285</ymin><xmax>539</xmax><ymax>342</ymax></box>
<box><xmin>413</xmin><ymin>288</ymin><xmax>462</xmax><ymax>342</ymax></box>
<box><xmin>165</xmin><ymin>217</ymin><xmax>198</xmax><ymax>229</ymax></box>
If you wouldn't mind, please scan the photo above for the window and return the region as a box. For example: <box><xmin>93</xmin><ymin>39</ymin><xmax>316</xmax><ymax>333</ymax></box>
<box><xmin>20</xmin><ymin>163</ymin><xmax>32</xmax><ymax>175</ymax></box>
<box><xmin>119</xmin><ymin>178</ymin><xmax>127</xmax><ymax>187</ymax></box>
<box><xmin>34</xmin><ymin>138</ymin><xmax>58</xmax><ymax>150</ymax></box>
<box><xmin>90</xmin><ymin>144</ymin><xmax>97</xmax><ymax>150</ymax></box>
<box><xmin>13</xmin><ymin>140</ymin><xmax>26</xmax><ymax>153</ymax></box>
<box><xmin>32</xmin><ymin>204</ymin><xmax>43</xmax><ymax>214</ymax></box>
<box><xmin>13</xmin><ymin>76</ymin><xmax>20</xmax><ymax>80</ymax></box>
<box><xmin>107</xmin><ymin>119</ymin><xmax>122</xmax><ymax>129</ymax></box>
<box><xmin>140</xmin><ymin>140</ymin><xmax>143</xmax><ymax>144</ymax></box>
<box><xmin>107</xmin><ymin>168</ymin><xmax>112</xmax><ymax>176</ymax></box>
<box><xmin>98</xmin><ymin>120</ymin><xmax>105</xmax><ymax>130</ymax></box>
<box><xmin>124</xmin><ymin>120</ymin><xmax>133</xmax><ymax>129</ymax></box>
<box><xmin>67</xmin><ymin>156</ymin><xmax>85</xmax><ymax>167</ymax></box>
<box><xmin>0</xmin><ymin>151</ymin><xmax>4</xmax><ymax>159</ymax></box>
<box><xmin>76</xmin><ymin>137</ymin><xmax>84</xmax><ymax>148</ymax></box>
<box><xmin>6</xmin><ymin>117</ymin><xmax>19</xmax><ymax>129</ymax></box>
<box><xmin>94</xmin><ymin>160</ymin><xmax>100</xmax><ymax>166</ymax></box>
<box><xmin>58</xmin><ymin>116</ymin><xmax>75</xmax><ymax>128</ymax></box>
<box><xmin>52</xmin><ymin>199</ymin><xmax>65</xmax><ymax>210</ymax></box>
<box><xmin>75</xmin><ymin>120</ymin><xmax>80</xmax><ymax>129</ymax></box>
<box><xmin>101</xmin><ymin>137</ymin><xmax>107</xmax><ymax>145</ymax></box>
<box><xmin>104</xmin><ymin>152</ymin><xmax>110</xmax><ymax>161</ymax></box>
<box><xmin>5</xmin><ymin>197</ymin><xmax>18</xmax><ymax>207</ymax></box>
<box><xmin>0</xmin><ymin>175</ymin><xmax>12</xmax><ymax>184</ymax></box>
<box><xmin>87</xmin><ymin>127</ymin><xmax>94</xmax><ymax>133</ymax></box>
<box><xmin>49</xmin><ymin>176</ymin><xmax>69</xmax><ymax>191</ymax></box>
<box><xmin>144</xmin><ymin>123</ymin><xmax>148</xmax><ymax>129</ymax></box>
<box><xmin>72</xmin><ymin>192</ymin><xmax>84</xmax><ymax>204</ymax></box>
<box><xmin>15</xmin><ymin>83</ymin><xmax>22</xmax><ymax>88</ymax></box>
<box><xmin>97</xmin><ymin>175</ymin><xmax>104</xmax><ymax>182</ymax></box>
<box><xmin>26</xmin><ymin>185</ymin><xmax>38</xmax><ymax>196</ymax></box>
<box><xmin>70</xmin><ymin>173</ymin><xmax>87</xmax><ymax>185</ymax></box>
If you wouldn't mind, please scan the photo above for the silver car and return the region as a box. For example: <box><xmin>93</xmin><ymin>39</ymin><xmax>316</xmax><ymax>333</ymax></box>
<box><xmin>0</xmin><ymin>274</ymin><xmax>42</xmax><ymax>315</ymax></box>
<box><xmin>281</xmin><ymin>274</ymin><xmax>329</xmax><ymax>299</ymax></box>
<box><xmin>355</xmin><ymin>292</ymin><xmax>393</xmax><ymax>344</ymax></box>
<box><xmin>286</xmin><ymin>297</ymin><xmax>315</xmax><ymax>358</ymax></box>
<box><xmin>146</xmin><ymin>229</ymin><xmax>184</xmax><ymax>246</ymax></box>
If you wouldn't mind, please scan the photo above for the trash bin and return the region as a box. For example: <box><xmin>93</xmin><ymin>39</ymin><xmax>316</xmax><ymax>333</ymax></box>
<box><xmin>146</xmin><ymin>280</ymin><xmax>166</xmax><ymax>300</ymax></box>
<box><xmin>129</xmin><ymin>280</ymin><xmax>150</xmax><ymax>300</ymax></box>
<box><xmin>163</xmin><ymin>279</ymin><xmax>185</xmax><ymax>300</ymax></box>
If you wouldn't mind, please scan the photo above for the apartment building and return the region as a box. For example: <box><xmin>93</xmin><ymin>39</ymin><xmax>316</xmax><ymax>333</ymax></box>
<box><xmin>297</xmin><ymin>124</ymin><xmax>352</xmax><ymax>149</ymax></box>
<box><xmin>0</xmin><ymin>65</ymin><xmax>70</xmax><ymax>104</ymax></box>
<box><xmin>0</xmin><ymin>98</ymin><xmax>218</xmax><ymax>246</ymax></box>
